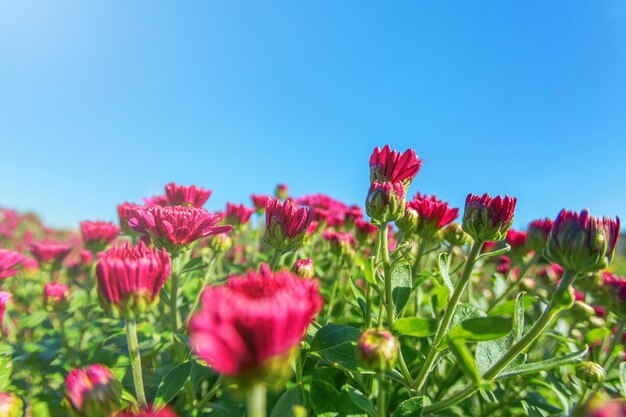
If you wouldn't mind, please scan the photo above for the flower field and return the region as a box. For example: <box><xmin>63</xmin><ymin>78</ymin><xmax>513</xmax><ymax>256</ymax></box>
<box><xmin>0</xmin><ymin>145</ymin><xmax>624</xmax><ymax>417</ymax></box>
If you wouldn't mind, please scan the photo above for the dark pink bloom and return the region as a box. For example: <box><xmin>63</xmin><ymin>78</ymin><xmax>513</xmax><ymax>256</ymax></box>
<box><xmin>189</xmin><ymin>266</ymin><xmax>323</xmax><ymax>376</ymax></box>
<box><xmin>366</xmin><ymin>180</ymin><xmax>406</xmax><ymax>224</ymax></box>
<box><xmin>292</xmin><ymin>258</ymin><xmax>315</xmax><ymax>278</ymax></box>
<box><xmin>496</xmin><ymin>256</ymin><xmax>512</xmax><ymax>274</ymax></box>
<box><xmin>265</xmin><ymin>199</ymin><xmax>314</xmax><ymax>252</ymax></box>
<box><xmin>526</xmin><ymin>218</ymin><xmax>554</xmax><ymax>252</ymax></box>
<box><xmin>322</xmin><ymin>230</ymin><xmax>356</xmax><ymax>256</ymax></box>
<box><xmin>354</xmin><ymin>218</ymin><xmax>378</xmax><ymax>244</ymax></box>
<box><xmin>593</xmin><ymin>305</ymin><xmax>607</xmax><ymax>318</ymax></box>
<box><xmin>588</xmin><ymin>400</ymin><xmax>626</xmax><ymax>417</ymax></box>
<box><xmin>224</xmin><ymin>203</ymin><xmax>255</xmax><ymax>227</ymax></box>
<box><xmin>251</xmin><ymin>194</ymin><xmax>271</xmax><ymax>213</ymax></box>
<box><xmin>115</xmin><ymin>405</ymin><xmax>178</xmax><ymax>417</ymax></box>
<box><xmin>142</xmin><ymin>195</ymin><xmax>169</xmax><ymax>206</ymax></box>
<box><xmin>80</xmin><ymin>221</ymin><xmax>120</xmax><ymax>249</ymax></box>
<box><xmin>603</xmin><ymin>272</ymin><xmax>626</xmax><ymax>315</ymax></box>
<box><xmin>44</xmin><ymin>282</ymin><xmax>70</xmax><ymax>307</ymax></box>
<box><xmin>296</xmin><ymin>194</ymin><xmax>349</xmax><ymax>227</ymax></box>
<box><xmin>0</xmin><ymin>249</ymin><xmax>25</xmax><ymax>279</ymax></box>
<box><xmin>505</xmin><ymin>229</ymin><xmax>527</xmax><ymax>253</ymax></box>
<box><xmin>129</xmin><ymin>206</ymin><xmax>232</xmax><ymax>250</ymax></box>
<box><xmin>344</xmin><ymin>205</ymin><xmax>363</xmax><ymax>225</ymax></box>
<box><xmin>369</xmin><ymin>145</ymin><xmax>422</xmax><ymax>188</ymax></box>
<box><xmin>30</xmin><ymin>242</ymin><xmax>72</xmax><ymax>265</ymax></box>
<box><xmin>306</xmin><ymin>221</ymin><xmax>319</xmax><ymax>236</ymax></box>
<box><xmin>80</xmin><ymin>250</ymin><xmax>94</xmax><ymax>266</ymax></box>
<box><xmin>0</xmin><ymin>291</ymin><xmax>11</xmax><ymax>330</ymax></box>
<box><xmin>96</xmin><ymin>242</ymin><xmax>171</xmax><ymax>315</ymax></box>
<box><xmin>408</xmin><ymin>193</ymin><xmax>459</xmax><ymax>238</ymax></box>
<box><xmin>65</xmin><ymin>364</ymin><xmax>121</xmax><ymax>416</ymax></box>
<box><xmin>165</xmin><ymin>182</ymin><xmax>212</xmax><ymax>208</ymax></box>
<box><xmin>275</xmin><ymin>183</ymin><xmax>289</xmax><ymax>199</ymax></box>
<box><xmin>463</xmin><ymin>193</ymin><xmax>517</xmax><ymax>242</ymax></box>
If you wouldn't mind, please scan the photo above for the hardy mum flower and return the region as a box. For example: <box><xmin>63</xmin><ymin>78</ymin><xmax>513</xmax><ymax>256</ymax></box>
<box><xmin>0</xmin><ymin>249</ymin><xmax>25</xmax><ymax>280</ymax></box>
<box><xmin>264</xmin><ymin>199</ymin><xmax>314</xmax><ymax>253</ymax></box>
<box><xmin>80</xmin><ymin>221</ymin><xmax>120</xmax><ymax>251</ymax></box>
<box><xmin>30</xmin><ymin>242</ymin><xmax>72</xmax><ymax>266</ymax></box>
<box><xmin>189</xmin><ymin>266</ymin><xmax>323</xmax><ymax>383</ymax></box>
<box><xmin>408</xmin><ymin>193</ymin><xmax>459</xmax><ymax>238</ymax></box>
<box><xmin>462</xmin><ymin>193</ymin><xmax>517</xmax><ymax>243</ymax></box>
<box><xmin>0</xmin><ymin>292</ymin><xmax>11</xmax><ymax>333</ymax></box>
<box><xmin>96</xmin><ymin>242</ymin><xmax>171</xmax><ymax>317</ymax></box>
<box><xmin>142</xmin><ymin>195</ymin><xmax>168</xmax><ymax>206</ymax></box>
<box><xmin>250</xmin><ymin>194</ymin><xmax>271</xmax><ymax>213</ymax></box>
<box><xmin>365</xmin><ymin>180</ymin><xmax>406</xmax><ymax>224</ymax></box>
<box><xmin>442</xmin><ymin>223</ymin><xmax>470</xmax><ymax>247</ymax></box>
<box><xmin>354</xmin><ymin>219</ymin><xmax>378</xmax><ymax>245</ymax></box>
<box><xmin>544</xmin><ymin>209</ymin><xmax>620</xmax><ymax>274</ymax></box>
<box><xmin>224</xmin><ymin>203</ymin><xmax>255</xmax><ymax>227</ymax></box>
<box><xmin>0</xmin><ymin>392</ymin><xmax>23</xmax><ymax>417</ymax></box>
<box><xmin>357</xmin><ymin>328</ymin><xmax>399</xmax><ymax>373</ymax></box>
<box><xmin>292</xmin><ymin>258</ymin><xmax>315</xmax><ymax>278</ymax></box>
<box><xmin>44</xmin><ymin>282</ymin><xmax>70</xmax><ymax>309</ymax></box>
<box><xmin>369</xmin><ymin>145</ymin><xmax>422</xmax><ymax>190</ymax></box>
<box><xmin>322</xmin><ymin>230</ymin><xmax>356</xmax><ymax>257</ymax></box>
<box><xmin>65</xmin><ymin>364</ymin><xmax>122</xmax><ymax>417</ymax></box>
<box><xmin>602</xmin><ymin>273</ymin><xmax>626</xmax><ymax>318</ymax></box>
<box><xmin>296</xmin><ymin>194</ymin><xmax>348</xmax><ymax>226</ymax></box>
<box><xmin>526</xmin><ymin>218</ymin><xmax>553</xmax><ymax>253</ymax></box>
<box><xmin>117</xmin><ymin>202</ymin><xmax>142</xmax><ymax>233</ymax></box>
<box><xmin>165</xmin><ymin>182</ymin><xmax>212</xmax><ymax>208</ymax></box>
<box><xmin>275</xmin><ymin>183</ymin><xmax>289</xmax><ymax>200</ymax></box>
<box><xmin>115</xmin><ymin>405</ymin><xmax>179</xmax><ymax>417</ymax></box>
<box><xmin>129</xmin><ymin>206</ymin><xmax>232</xmax><ymax>251</ymax></box>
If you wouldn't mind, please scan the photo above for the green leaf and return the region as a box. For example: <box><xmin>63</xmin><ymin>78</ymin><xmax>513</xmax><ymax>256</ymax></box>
<box><xmin>269</xmin><ymin>387</ymin><xmax>303</xmax><ymax>417</ymax></box>
<box><xmin>20</xmin><ymin>310</ymin><xmax>48</xmax><ymax>329</ymax></box>
<box><xmin>447</xmin><ymin>337</ymin><xmax>486</xmax><ymax>389</ymax></box>
<box><xmin>448</xmin><ymin>303</ymin><xmax>485</xmax><ymax>332</ymax></box>
<box><xmin>393</xmin><ymin>317</ymin><xmax>437</xmax><ymax>338</ymax></box>
<box><xmin>619</xmin><ymin>362</ymin><xmax>626</xmax><ymax>398</ymax></box>
<box><xmin>309</xmin><ymin>381</ymin><xmax>342</xmax><ymax>417</ymax></box>
<box><xmin>392</xmin><ymin>397</ymin><xmax>426</xmax><ymax>417</ymax></box>
<box><xmin>310</xmin><ymin>324</ymin><xmax>362</xmax><ymax>371</ymax></box>
<box><xmin>364</xmin><ymin>256</ymin><xmax>377</xmax><ymax>285</ymax></box>
<box><xmin>391</xmin><ymin>263</ymin><xmax>412</xmax><ymax>318</ymax></box>
<box><xmin>497</xmin><ymin>347</ymin><xmax>588</xmax><ymax>379</ymax></box>
<box><xmin>348</xmin><ymin>277</ymin><xmax>367</xmax><ymax>319</ymax></box>
<box><xmin>437</xmin><ymin>252</ymin><xmax>454</xmax><ymax>295</ymax></box>
<box><xmin>446</xmin><ymin>316</ymin><xmax>512</xmax><ymax>344</ymax></box>
<box><xmin>585</xmin><ymin>328</ymin><xmax>610</xmax><ymax>344</ymax></box>
<box><xmin>478</xmin><ymin>244</ymin><xmax>511</xmax><ymax>260</ymax></box>
<box><xmin>155</xmin><ymin>361</ymin><xmax>192</xmax><ymax>406</ymax></box>
<box><xmin>489</xmin><ymin>295</ymin><xmax>536</xmax><ymax>316</ymax></box>
<box><xmin>345</xmin><ymin>387</ymin><xmax>376</xmax><ymax>416</ymax></box>
<box><xmin>0</xmin><ymin>354</ymin><xmax>11</xmax><ymax>390</ymax></box>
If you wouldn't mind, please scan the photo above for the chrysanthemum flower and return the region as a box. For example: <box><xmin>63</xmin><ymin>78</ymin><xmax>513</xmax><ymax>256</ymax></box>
<box><xmin>224</xmin><ymin>203</ymin><xmax>255</xmax><ymax>227</ymax></box>
<box><xmin>322</xmin><ymin>230</ymin><xmax>356</xmax><ymax>256</ymax></box>
<box><xmin>251</xmin><ymin>194</ymin><xmax>271</xmax><ymax>213</ymax></box>
<box><xmin>462</xmin><ymin>193</ymin><xmax>517</xmax><ymax>243</ymax></box>
<box><xmin>30</xmin><ymin>242</ymin><xmax>72</xmax><ymax>266</ymax></box>
<box><xmin>408</xmin><ymin>193</ymin><xmax>458</xmax><ymax>238</ymax></box>
<box><xmin>80</xmin><ymin>221</ymin><xmax>120</xmax><ymax>251</ymax></box>
<box><xmin>0</xmin><ymin>249</ymin><xmax>25</xmax><ymax>280</ymax></box>
<box><xmin>44</xmin><ymin>282</ymin><xmax>70</xmax><ymax>309</ymax></box>
<box><xmin>275</xmin><ymin>183</ymin><xmax>289</xmax><ymax>200</ymax></box>
<box><xmin>505</xmin><ymin>229</ymin><xmax>528</xmax><ymax>257</ymax></box>
<box><xmin>365</xmin><ymin>180</ymin><xmax>406</xmax><ymax>224</ymax></box>
<box><xmin>264</xmin><ymin>199</ymin><xmax>314</xmax><ymax>253</ymax></box>
<box><xmin>526</xmin><ymin>218</ymin><xmax>553</xmax><ymax>253</ymax></box>
<box><xmin>65</xmin><ymin>364</ymin><xmax>122</xmax><ymax>417</ymax></box>
<box><xmin>369</xmin><ymin>145</ymin><xmax>422</xmax><ymax>190</ymax></box>
<box><xmin>96</xmin><ymin>242</ymin><xmax>171</xmax><ymax>317</ymax></box>
<box><xmin>292</xmin><ymin>258</ymin><xmax>315</xmax><ymax>278</ymax></box>
<box><xmin>165</xmin><ymin>182</ymin><xmax>212</xmax><ymax>208</ymax></box>
<box><xmin>189</xmin><ymin>266</ymin><xmax>322</xmax><ymax>383</ymax></box>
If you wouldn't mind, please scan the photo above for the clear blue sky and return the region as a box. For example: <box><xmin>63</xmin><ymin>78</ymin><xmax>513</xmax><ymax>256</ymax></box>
<box><xmin>1</xmin><ymin>1</ymin><xmax>625</xmax><ymax>230</ymax></box>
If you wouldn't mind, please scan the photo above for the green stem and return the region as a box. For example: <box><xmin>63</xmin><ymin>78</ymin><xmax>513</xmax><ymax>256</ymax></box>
<box><xmin>377</xmin><ymin>375</ymin><xmax>387</xmax><ymax>417</ymax></box>
<box><xmin>126</xmin><ymin>317</ymin><xmax>147</xmax><ymax>408</ymax></box>
<box><xmin>196</xmin><ymin>375</ymin><xmax>224</xmax><ymax>411</ymax></box>
<box><xmin>189</xmin><ymin>256</ymin><xmax>217</xmax><ymax>318</ymax></box>
<box><xmin>325</xmin><ymin>257</ymin><xmax>343</xmax><ymax>323</ymax></box>
<box><xmin>170</xmin><ymin>255</ymin><xmax>181</xmax><ymax>335</ymax></box>
<box><xmin>413</xmin><ymin>240</ymin><xmax>483</xmax><ymax>394</ymax></box>
<box><xmin>412</xmin><ymin>238</ymin><xmax>427</xmax><ymax>282</ymax></box>
<box><xmin>269</xmin><ymin>249</ymin><xmax>283</xmax><ymax>271</ymax></box>
<box><xmin>424</xmin><ymin>269</ymin><xmax>578</xmax><ymax>414</ymax></box>
<box><xmin>246</xmin><ymin>383</ymin><xmax>267</xmax><ymax>417</ymax></box>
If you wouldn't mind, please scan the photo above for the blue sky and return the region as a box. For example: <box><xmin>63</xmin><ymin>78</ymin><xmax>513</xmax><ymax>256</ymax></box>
<box><xmin>1</xmin><ymin>1</ymin><xmax>625</xmax><ymax>230</ymax></box>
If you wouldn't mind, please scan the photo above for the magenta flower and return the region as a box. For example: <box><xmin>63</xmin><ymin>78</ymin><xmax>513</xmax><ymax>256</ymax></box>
<box><xmin>265</xmin><ymin>199</ymin><xmax>314</xmax><ymax>252</ymax></box>
<box><xmin>251</xmin><ymin>194</ymin><xmax>271</xmax><ymax>213</ymax></box>
<box><xmin>296</xmin><ymin>194</ymin><xmax>348</xmax><ymax>226</ymax></box>
<box><xmin>354</xmin><ymin>218</ymin><xmax>378</xmax><ymax>245</ymax></box>
<box><xmin>142</xmin><ymin>195</ymin><xmax>169</xmax><ymax>206</ymax></box>
<box><xmin>224</xmin><ymin>203</ymin><xmax>255</xmax><ymax>227</ymax></box>
<box><xmin>0</xmin><ymin>392</ymin><xmax>23</xmax><ymax>417</ymax></box>
<box><xmin>369</xmin><ymin>145</ymin><xmax>422</xmax><ymax>189</ymax></box>
<box><xmin>165</xmin><ymin>182</ymin><xmax>212</xmax><ymax>208</ymax></box>
<box><xmin>275</xmin><ymin>183</ymin><xmax>289</xmax><ymax>200</ymax></box>
<box><xmin>322</xmin><ymin>230</ymin><xmax>356</xmax><ymax>256</ymax></box>
<box><xmin>602</xmin><ymin>273</ymin><xmax>626</xmax><ymax>317</ymax></box>
<box><xmin>115</xmin><ymin>405</ymin><xmax>179</xmax><ymax>417</ymax></box>
<box><xmin>0</xmin><ymin>249</ymin><xmax>25</xmax><ymax>279</ymax></box>
<box><xmin>408</xmin><ymin>193</ymin><xmax>459</xmax><ymax>238</ymax></box>
<box><xmin>526</xmin><ymin>218</ymin><xmax>554</xmax><ymax>253</ymax></box>
<box><xmin>365</xmin><ymin>180</ymin><xmax>406</xmax><ymax>224</ymax></box>
<box><xmin>96</xmin><ymin>242</ymin><xmax>171</xmax><ymax>316</ymax></box>
<box><xmin>545</xmin><ymin>209</ymin><xmax>620</xmax><ymax>273</ymax></box>
<box><xmin>30</xmin><ymin>242</ymin><xmax>72</xmax><ymax>265</ymax></box>
<box><xmin>129</xmin><ymin>206</ymin><xmax>232</xmax><ymax>251</ymax></box>
<box><xmin>44</xmin><ymin>282</ymin><xmax>70</xmax><ymax>308</ymax></box>
<box><xmin>292</xmin><ymin>258</ymin><xmax>315</xmax><ymax>278</ymax></box>
<box><xmin>65</xmin><ymin>364</ymin><xmax>122</xmax><ymax>417</ymax></box>
<box><xmin>505</xmin><ymin>229</ymin><xmax>527</xmax><ymax>252</ymax></box>
<box><xmin>462</xmin><ymin>193</ymin><xmax>517</xmax><ymax>242</ymax></box>
<box><xmin>189</xmin><ymin>266</ymin><xmax>323</xmax><ymax>378</ymax></box>
<box><xmin>80</xmin><ymin>221</ymin><xmax>120</xmax><ymax>250</ymax></box>
<box><xmin>0</xmin><ymin>291</ymin><xmax>11</xmax><ymax>332</ymax></box>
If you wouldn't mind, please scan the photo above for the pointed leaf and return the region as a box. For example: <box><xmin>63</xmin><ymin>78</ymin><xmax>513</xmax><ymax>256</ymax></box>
<box><xmin>391</xmin><ymin>263</ymin><xmax>412</xmax><ymax>318</ymax></box>
<box><xmin>393</xmin><ymin>317</ymin><xmax>437</xmax><ymax>338</ymax></box>
<box><xmin>155</xmin><ymin>361</ymin><xmax>192</xmax><ymax>406</ymax></box>
<box><xmin>496</xmin><ymin>347</ymin><xmax>588</xmax><ymax>379</ymax></box>
<box><xmin>478</xmin><ymin>244</ymin><xmax>511</xmax><ymax>260</ymax></box>
<box><xmin>446</xmin><ymin>316</ymin><xmax>512</xmax><ymax>344</ymax></box>
<box><xmin>392</xmin><ymin>397</ymin><xmax>426</xmax><ymax>417</ymax></box>
<box><xmin>437</xmin><ymin>252</ymin><xmax>454</xmax><ymax>295</ymax></box>
<box><xmin>270</xmin><ymin>387</ymin><xmax>303</xmax><ymax>417</ymax></box>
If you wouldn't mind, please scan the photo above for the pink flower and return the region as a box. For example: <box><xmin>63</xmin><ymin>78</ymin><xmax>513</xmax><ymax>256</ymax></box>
<box><xmin>505</xmin><ymin>229</ymin><xmax>527</xmax><ymax>254</ymax></box>
<box><xmin>115</xmin><ymin>405</ymin><xmax>179</xmax><ymax>417</ymax></box>
<box><xmin>30</xmin><ymin>242</ymin><xmax>72</xmax><ymax>265</ymax></box>
<box><xmin>296</xmin><ymin>194</ymin><xmax>349</xmax><ymax>227</ymax></box>
<box><xmin>365</xmin><ymin>180</ymin><xmax>406</xmax><ymax>224</ymax></box>
<box><xmin>275</xmin><ymin>183</ymin><xmax>289</xmax><ymax>200</ymax></box>
<box><xmin>408</xmin><ymin>193</ymin><xmax>459</xmax><ymax>238</ymax></box>
<box><xmin>292</xmin><ymin>258</ymin><xmax>315</xmax><ymax>278</ymax></box>
<box><xmin>0</xmin><ymin>291</ymin><xmax>11</xmax><ymax>331</ymax></box>
<box><xmin>44</xmin><ymin>282</ymin><xmax>70</xmax><ymax>307</ymax></box>
<box><xmin>80</xmin><ymin>221</ymin><xmax>120</xmax><ymax>249</ymax></box>
<box><xmin>96</xmin><ymin>242</ymin><xmax>171</xmax><ymax>316</ymax></box>
<box><xmin>463</xmin><ymin>193</ymin><xmax>517</xmax><ymax>242</ymax></box>
<box><xmin>323</xmin><ymin>230</ymin><xmax>356</xmax><ymax>256</ymax></box>
<box><xmin>603</xmin><ymin>272</ymin><xmax>626</xmax><ymax>316</ymax></box>
<box><xmin>189</xmin><ymin>266</ymin><xmax>323</xmax><ymax>377</ymax></box>
<box><xmin>165</xmin><ymin>182</ymin><xmax>212</xmax><ymax>208</ymax></box>
<box><xmin>526</xmin><ymin>218</ymin><xmax>553</xmax><ymax>252</ymax></box>
<box><xmin>65</xmin><ymin>364</ymin><xmax>122</xmax><ymax>417</ymax></box>
<box><xmin>354</xmin><ymin>219</ymin><xmax>378</xmax><ymax>244</ymax></box>
<box><xmin>142</xmin><ymin>195</ymin><xmax>169</xmax><ymax>206</ymax></box>
<box><xmin>265</xmin><ymin>199</ymin><xmax>314</xmax><ymax>252</ymax></box>
<box><xmin>128</xmin><ymin>206</ymin><xmax>232</xmax><ymax>250</ymax></box>
<box><xmin>251</xmin><ymin>194</ymin><xmax>271</xmax><ymax>213</ymax></box>
<box><xmin>496</xmin><ymin>256</ymin><xmax>512</xmax><ymax>274</ymax></box>
<box><xmin>224</xmin><ymin>203</ymin><xmax>255</xmax><ymax>227</ymax></box>
<box><xmin>0</xmin><ymin>249</ymin><xmax>25</xmax><ymax>279</ymax></box>
<box><xmin>369</xmin><ymin>145</ymin><xmax>422</xmax><ymax>189</ymax></box>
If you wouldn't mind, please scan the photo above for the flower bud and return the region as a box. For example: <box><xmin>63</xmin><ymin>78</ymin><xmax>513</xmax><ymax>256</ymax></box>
<box><xmin>264</xmin><ymin>199</ymin><xmax>314</xmax><ymax>253</ymax></box>
<box><xmin>462</xmin><ymin>193</ymin><xmax>517</xmax><ymax>243</ymax></box>
<box><xmin>207</xmin><ymin>234</ymin><xmax>233</xmax><ymax>254</ymax></box>
<box><xmin>44</xmin><ymin>282</ymin><xmax>70</xmax><ymax>311</ymax></box>
<box><xmin>65</xmin><ymin>364</ymin><xmax>122</xmax><ymax>417</ymax></box>
<box><xmin>443</xmin><ymin>223</ymin><xmax>470</xmax><ymax>247</ymax></box>
<box><xmin>322</xmin><ymin>231</ymin><xmax>355</xmax><ymax>257</ymax></box>
<box><xmin>292</xmin><ymin>259</ymin><xmax>315</xmax><ymax>278</ymax></box>
<box><xmin>576</xmin><ymin>362</ymin><xmax>606</xmax><ymax>388</ymax></box>
<box><xmin>356</xmin><ymin>328</ymin><xmax>399</xmax><ymax>373</ymax></box>
<box><xmin>275</xmin><ymin>183</ymin><xmax>289</xmax><ymax>200</ymax></box>
<box><xmin>526</xmin><ymin>218</ymin><xmax>553</xmax><ymax>254</ymax></box>
<box><xmin>365</xmin><ymin>181</ymin><xmax>406</xmax><ymax>224</ymax></box>
<box><xmin>0</xmin><ymin>392</ymin><xmax>23</xmax><ymax>417</ymax></box>
<box><xmin>396</xmin><ymin>206</ymin><xmax>419</xmax><ymax>233</ymax></box>
<box><xmin>571</xmin><ymin>300</ymin><xmax>596</xmax><ymax>321</ymax></box>
<box><xmin>601</xmin><ymin>273</ymin><xmax>626</xmax><ymax>319</ymax></box>
<box><xmin>544</xmin><ymin>209</ymin><xmax>620</xmax><ymax>274</ymax></box>
<box><xmin>369</xmin><ymin>145</ymin><xmax>422</xmax><ymax>190</ymax></box>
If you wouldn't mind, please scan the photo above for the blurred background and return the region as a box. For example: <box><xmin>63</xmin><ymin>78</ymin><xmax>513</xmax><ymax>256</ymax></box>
<box><xmin>0</xmin><ymin>1</ymin><xmax>625</xmax><ymax>237</ymax></box>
